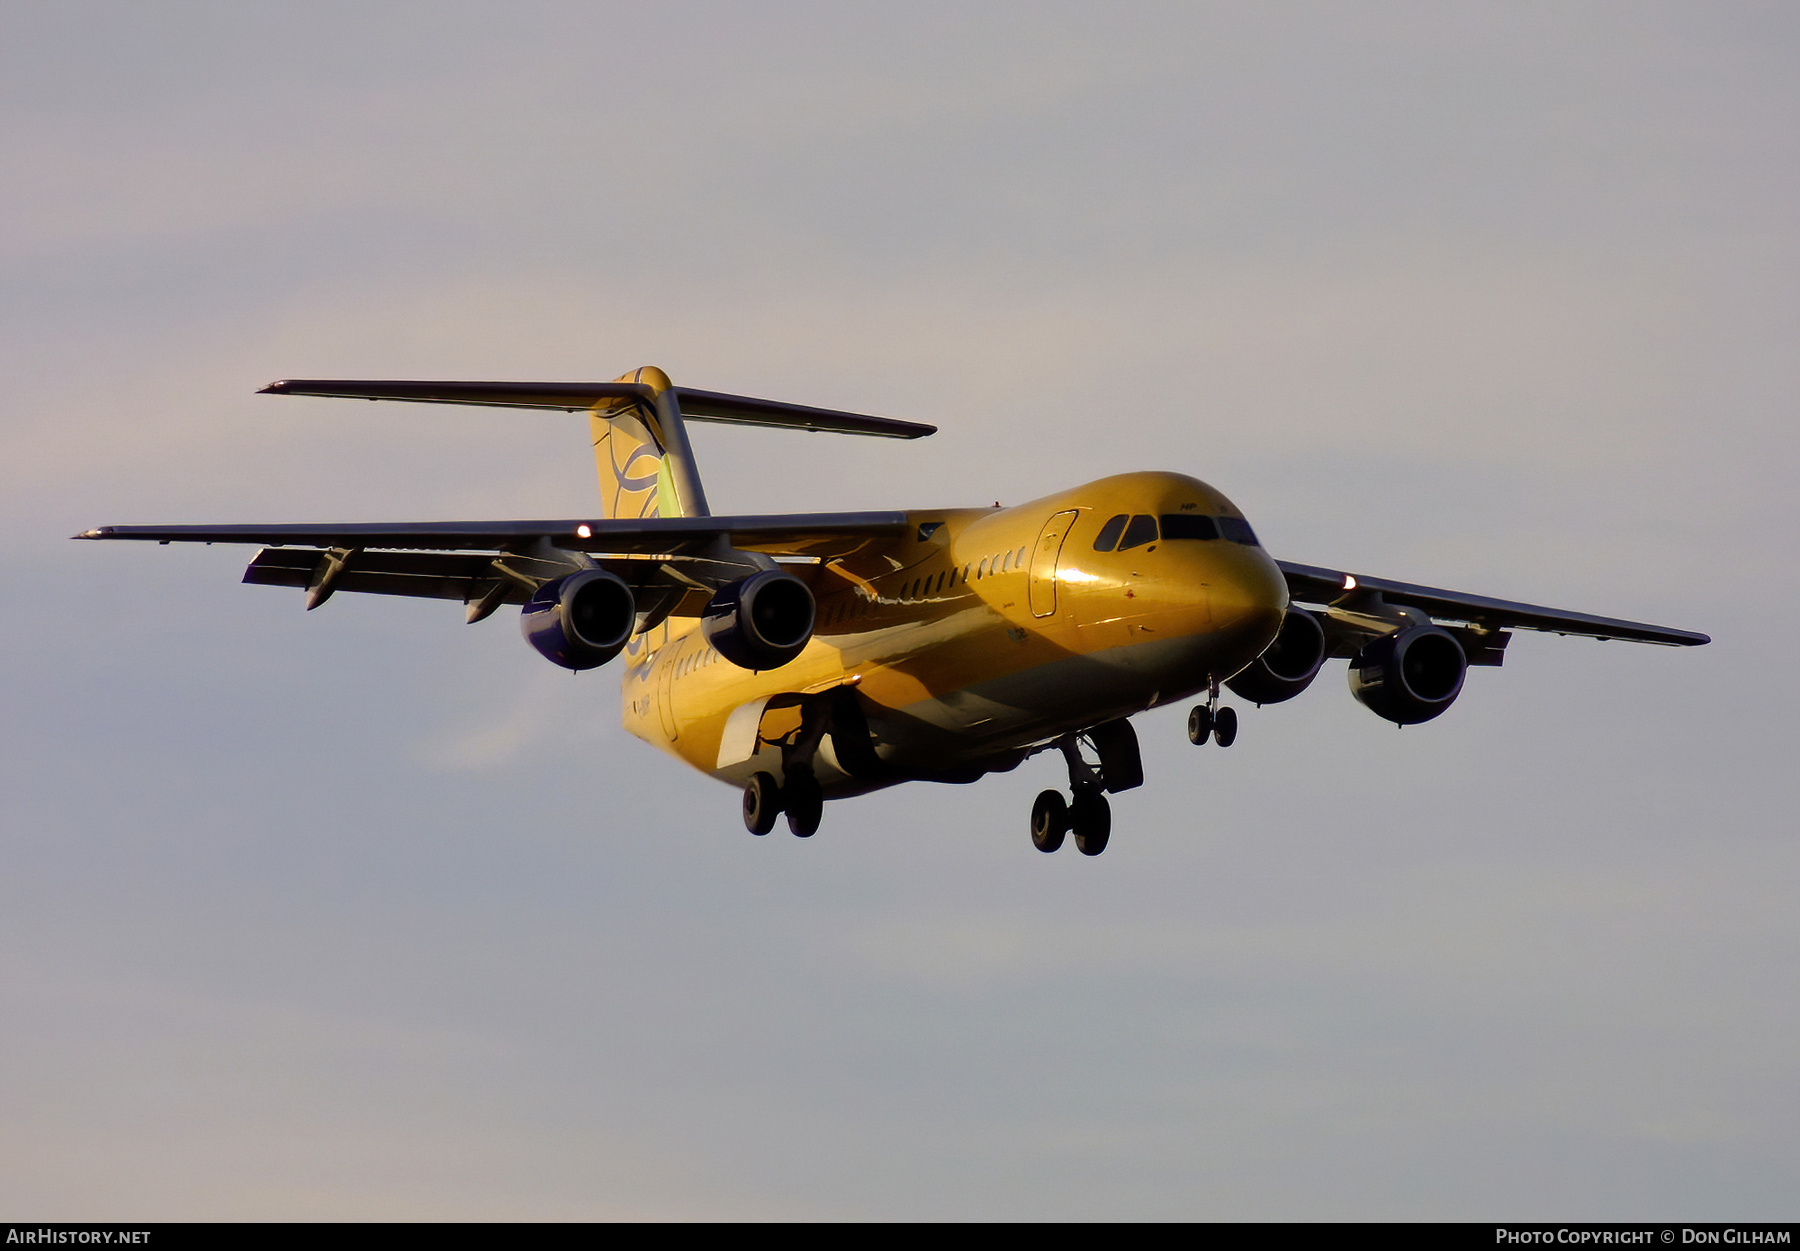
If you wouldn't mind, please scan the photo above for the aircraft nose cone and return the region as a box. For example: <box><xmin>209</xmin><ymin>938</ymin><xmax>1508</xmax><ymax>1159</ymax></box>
<box><xmin>1208</xmin><ymin>545</ymin><xmax>1289</xmax><ymax>657</ymax></box>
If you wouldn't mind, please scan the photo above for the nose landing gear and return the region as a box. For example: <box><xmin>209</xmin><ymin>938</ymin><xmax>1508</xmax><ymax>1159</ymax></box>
<box><xmin>1029</xmin><ymin>719</ymin><xmax>1138</xmax><ymax>856</ymax></box>
<box><xmin>1187</xmin><ymin>676</ymin><xmax>1238</xmax><ymax>747</ymax></box>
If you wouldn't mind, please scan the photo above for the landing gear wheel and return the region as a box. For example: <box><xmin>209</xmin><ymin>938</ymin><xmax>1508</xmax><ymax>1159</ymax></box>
<box><xmin>784</xmin><ymin>770</ymin><xmax>823</xmax><ymax>838</ymax></box>
<box><xmin>1187</xmin><ymin>705</ymin><xmax>1213</xmax><ymax>745</ymax></box>
<box><xmin>743</xmin><ymin>771</ymin><xmax>781</xmax><ymax>836</ymax></box>
<box><xmin>1070</xmin><ymin>787</ymin><xmax>1111</xmax><ymax>856</ymax></box>
<box><xmin>1213</xmin><ymin>706</ymin><xmax>1238</xmax><ymax>747</ymax></box>
<box><xmin>1030</xmin><ymin>790</ymin><xmax>1068</xmax><ymax>853</ymax></box>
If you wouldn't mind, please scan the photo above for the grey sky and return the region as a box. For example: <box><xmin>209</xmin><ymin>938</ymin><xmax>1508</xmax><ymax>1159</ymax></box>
<box><xmin>2</xmin><ymin>1</ymin><xmax>1795</xmax><ymax>1219</ymax></box>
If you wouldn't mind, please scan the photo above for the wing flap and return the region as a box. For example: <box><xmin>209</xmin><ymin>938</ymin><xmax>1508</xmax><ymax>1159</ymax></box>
<box><xmin>243</xmin><ymin>549</ymin><xmax>531</xmax><ymax>603</ymax></box>
<box><xmin>1278</xmin><ymin>559</ymin><xmax>1709</xmax><ymax>646</ymax></box>
<box><xmin>242</xmin><ymin>547</ymin><xmax>728</xmax><ymax>617</ymax></box>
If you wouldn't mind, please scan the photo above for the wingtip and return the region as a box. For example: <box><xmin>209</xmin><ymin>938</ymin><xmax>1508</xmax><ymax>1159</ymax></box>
<box><xmin>72</xmin><ymin>527</ymin><xmax>106</xmax><ymax>540</ymax></box>
<box><xmin>258</xmin><ymin>380</ymin><xmax>291</xmax><ymax>394</ymax></box>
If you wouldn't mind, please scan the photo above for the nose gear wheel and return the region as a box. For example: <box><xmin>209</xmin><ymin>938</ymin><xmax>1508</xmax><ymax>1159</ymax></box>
<box><xmin>1189</xmin><ymin>675</ymin><xmax>1238</xmax><ymax>747</ymax></box>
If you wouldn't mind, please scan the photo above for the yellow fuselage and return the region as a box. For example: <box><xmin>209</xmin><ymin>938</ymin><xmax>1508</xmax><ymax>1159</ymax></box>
<box><xmin>620</xmin><ymin>471</ymin><xmax>1288</xmax><ymax>794</ymax></box>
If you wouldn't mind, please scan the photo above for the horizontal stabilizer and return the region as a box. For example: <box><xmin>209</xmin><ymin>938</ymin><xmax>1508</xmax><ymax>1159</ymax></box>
<box><xmin>259</xmin><ymin>379</ymin><xmax>936</xmax><ymax>439</ymax></box>
<box><xmin>672</xmin><ymin>387</ymin><xmax>934</xmax><ymax>438</ymax></box>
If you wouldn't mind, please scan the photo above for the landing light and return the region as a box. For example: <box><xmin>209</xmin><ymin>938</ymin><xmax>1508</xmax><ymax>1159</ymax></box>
<box><xmin>576</xmin><ymin>524</ymin><xmax>592</xmax><ymax>538</ymax></box>
<box><xmin>1343</xmin><ymin>575</ymin><xmax>1357</xmax><ymax>590</ymax></box>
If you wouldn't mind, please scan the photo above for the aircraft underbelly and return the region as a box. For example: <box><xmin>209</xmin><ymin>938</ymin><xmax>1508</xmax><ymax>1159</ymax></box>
<box><xmin>879</xmin><ymin>628</ymin><xmax>1243</xmax><ymax>768</ymax></box>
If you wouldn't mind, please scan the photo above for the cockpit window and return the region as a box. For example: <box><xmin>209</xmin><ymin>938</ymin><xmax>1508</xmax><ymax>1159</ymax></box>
<box><xmin>1118</xmin><ymin>514</ymin><xmax>1159</xmax><ymax>551</ymax></box>
<box><xmin>1218</xmin><ymin>516</ymin><xmax>1259</xmax><ymax>546</ymax></box>
<box><xmin>1159</xmin><ymin>514</ymin><xmax>1220</xmax><ymax>541</ymax></box>
<box><xmin>1092</xmin><ymin>514</ymin><xmax>1128</xmax><ymax>552</ymax></box>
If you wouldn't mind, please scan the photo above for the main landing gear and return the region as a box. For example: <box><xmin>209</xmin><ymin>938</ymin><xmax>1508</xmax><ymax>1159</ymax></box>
<box><xmin>1030</xmin><ymin>719</ymin><xmax>1141</xmax><ymax>857</ymax></box>
<box><xmin>1187</xmin><ymin>675</ymin><xmax>1238</xmax><ymax>747</ymax></box>
<box><xmin>1031</xmin><ymin>785</ymin><xmax>1110</xmax><ymax>855</ymax></box>
<box><xmin>742</xmin><ymin>694</ymin><xmax>836</xmax><ymax>839</ymax></box>
<box><xmin>743</xmin><ymin>767</ymin><xmax>823</xmax><ymax>838</ymax></box>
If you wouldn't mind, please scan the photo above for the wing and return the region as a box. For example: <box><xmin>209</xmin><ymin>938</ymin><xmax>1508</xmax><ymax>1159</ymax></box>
<box><xmin>77</xmin><ymin>512</ymin><xmax>913</xmax><ymax>619</ymax></box>
<box><xmin>1278</xmin><ymin>560</ymin><xmax>1710</xmax><ymax>647</ymax></box>
<box><xmin>76</xmin><ymin>512</ymin><xmax>911</xmax><ymax>555</ymax></box>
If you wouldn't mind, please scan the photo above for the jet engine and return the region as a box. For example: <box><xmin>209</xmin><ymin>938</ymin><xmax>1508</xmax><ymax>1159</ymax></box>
<box><xmin>1348</xmin><ymin>623</ymin><xmax>1467</xmax><ymax>725</ymax></box>
<box><xmin>1226</xmin><ymin>607</ymin><xmax>1327</xmax><ymax>705</ymax></box>
<box><xmin>702</xmin><ymin>569</ymin><xmax>816</xmax><ymax>670</ymax></box>
<box><xmin>520</xmin><ymin>570</ymin><xmax>636</xmax><ymax>670</ymax></box>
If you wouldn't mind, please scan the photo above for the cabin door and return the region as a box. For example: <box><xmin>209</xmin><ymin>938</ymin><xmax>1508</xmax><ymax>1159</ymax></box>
<box><xmin>1028</xmin><ymin>509</ymin><xmax>1079</xmax><ymax>618</ymax></box>
<box><xmin>656</xmin><ymin>637</ymin><xmax>680</xmax><ymax>741</ymax></box>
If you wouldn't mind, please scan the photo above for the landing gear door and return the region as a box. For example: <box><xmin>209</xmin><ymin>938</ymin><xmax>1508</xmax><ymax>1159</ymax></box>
<box><xmin>1029</xmin><ymin>509</ymin><xmax>1080</xmax><ymax>618</ymax></box>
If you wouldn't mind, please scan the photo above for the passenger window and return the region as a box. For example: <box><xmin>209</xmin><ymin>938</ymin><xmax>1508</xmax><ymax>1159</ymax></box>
<box><xmin>978</xmin><ymin>558</ymin><xmax>988</xmax><ymax>579</ymax></box>
<box><xmin>935</xmin><ymin>571</ymin><xmax>946</xmax><ymax>594</ymax></box>
<box><xmin>1159</xmin><ymin>514</ymin><xmax>1220</xmax><ymax>541</ymax></box>
<box><xmin>1093</xmin><ymin>514</ymin><xmax>1128</xmax><ymax>552</ymax></box>
<box><xmin>1118</xmin><ymin>514</ymin><xmax>1159</xmax><ymax>551</ymax></box>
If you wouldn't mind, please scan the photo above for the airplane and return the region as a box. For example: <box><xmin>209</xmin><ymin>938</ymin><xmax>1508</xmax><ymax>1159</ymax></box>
<box><xmin>78</xmin><ymin>366</ymin><xmax>1709</xmax><ymax>855</ymax></box>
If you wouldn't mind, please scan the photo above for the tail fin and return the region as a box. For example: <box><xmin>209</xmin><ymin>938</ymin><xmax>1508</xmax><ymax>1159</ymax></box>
<box><xmin>587</xmin><ymin>366</ymin><xmax>703</xmax><ymax>519</ymax></box>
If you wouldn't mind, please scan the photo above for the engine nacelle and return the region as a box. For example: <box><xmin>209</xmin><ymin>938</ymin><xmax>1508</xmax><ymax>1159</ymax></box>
<box><xmin>520</xmin><ymin>570</ymin><xmax>636</xmax><ymax>671</ymax></box>
<box><xmin>702</xmin><ymin>569</ymin><xmax>816</xmax><ymax>670</ymax></box>
<box><xmin>1348</xmin><ymin>623</ymin><xmax>1467</xmax><ymax>725</ymax></box>
<box><xmin>1226</xmin><ymin>607</ymin><xmax>1327</xmax><ymax>705</ymax></box>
